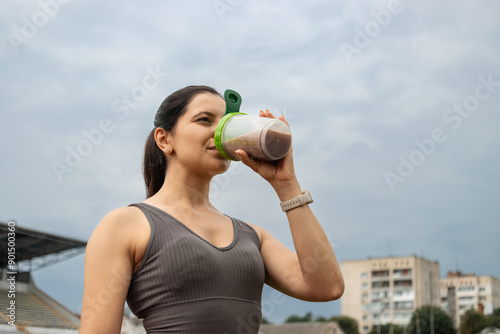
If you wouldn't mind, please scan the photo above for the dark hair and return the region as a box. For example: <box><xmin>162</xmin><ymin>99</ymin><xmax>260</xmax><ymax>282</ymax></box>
<box><xmin>143</xmin><ymin>85</ymin><xmax>222</xmax><ymax>198</ymax></box>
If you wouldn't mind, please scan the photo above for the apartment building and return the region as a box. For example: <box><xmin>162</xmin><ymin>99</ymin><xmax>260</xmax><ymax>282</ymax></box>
<box><xmin>341</xmin><ymin>255</ymin><xmax>440</xmax><ymax>333</ymax></box>
<box><xmin>441</xmin><ymin>271</ymin><xmax>500</xmax><ymax>328</ymax></box>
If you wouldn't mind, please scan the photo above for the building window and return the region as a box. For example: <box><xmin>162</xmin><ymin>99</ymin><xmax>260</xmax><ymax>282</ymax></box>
<box><xmin>459</xmin><ymin>296</ymin><xmax>475</xmax><ymax>302</ymax></box>
<box><xmin>394</xmin><ymin>280</ymin><xmax>412</xmax><ymax>287</ymax></box>
<box><xmin>372</xmin><ymin>281</ymin><xmax>390</xmax><ymax>288</ymax></box>
<box><xmin>362</xmin><ymin>282</ymin><xmax>368</xmax><ymax>289</ymax></box>
<box><xmin>394</xmin><ymin>301</ymin><xmax>414</xmax><ymax>309</ymax></box>
<box><xmin>393</xmin><ymin>269</ymin><xmax>412</xmax><ymax>277</ymax></box>
<box><xmin>362</xmin><ymin>293</ymin><xmax>368</xmax><ymax>301</ymax></box>
<box><xmin>363</xmin><ymin>326</ymin><xmax>369</xmax><ymax>332</ymax></box>
<box><xmin>458</xmin><ymin>286</ymin><xmax>475</xmax><ymax>292</ymax></box>
<box><xmin>363</xmin><ymin>315</ymin><xmax>369</xmax><ymax>321</ymax></box>
<box><xmin>362</xmin><ymin>272</ymin><xmax>368</xmax><ymax>279</ymax></box>
<box><xmin>394</xmin><ymin>290</ymin><xmax>412</xmax><ymax>297</ymax></box>
<box><xmin>372</xmin><ymin>270</ymin><xmax>389</xmax><ymax>277</ymax></box>
<box><xmin>479</xmin><ymin>287</ymin><xmax>486</xmax><ymax>292</ymax></box>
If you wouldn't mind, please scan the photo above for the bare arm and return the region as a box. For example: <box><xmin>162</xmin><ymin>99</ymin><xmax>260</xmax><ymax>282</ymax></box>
<box><xmin>237</xmin><ymin>111</ymin><xmax>344</xmax><ymax>302</ymax></box>
<box><xmin>79</xmin><ymin>207</ymin><xmax>149</xmax><ymax>334</ymax></box>
<box><xmin>263</xmin><ymin>181</ymin><xmax>343</xmax><ymax>301</ymax></box>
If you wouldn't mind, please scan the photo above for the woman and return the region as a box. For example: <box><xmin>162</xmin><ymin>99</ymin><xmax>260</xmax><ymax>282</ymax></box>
<box><xmin>80</xmin><ymin>85</ymin><xmax>344</xmax><ymax>333</ymax></box>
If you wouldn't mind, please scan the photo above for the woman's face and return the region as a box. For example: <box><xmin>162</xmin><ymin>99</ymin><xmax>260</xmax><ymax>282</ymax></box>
<box><xmin>168</xmin><ymin>92</ymin><xmax>230</xmax><ymax>176</ymax></box>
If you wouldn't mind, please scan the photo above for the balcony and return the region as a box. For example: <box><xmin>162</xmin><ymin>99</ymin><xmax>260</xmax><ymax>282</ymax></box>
<box><xmin>372</xmin><ymin>281</ymin><xmax>390</xmax><ymax>289</ymax></box>
<box><xmin>393</xmin><ymin>269</ymin><xmax>412</xmax><ymax>278</ymax></box>
<box><xmin>394</xmin><ymin>301</ymin><xmax>414</xmax><ymax>309</ymax></box>
<box><xmin>394</xmin><ymin>279</ymin><xmax>412</xmax><ymax>287</ymax></box>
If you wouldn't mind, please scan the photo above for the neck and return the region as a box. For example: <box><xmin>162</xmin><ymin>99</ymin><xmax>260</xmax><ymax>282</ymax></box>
<box><xmin>152</xmin><ymin>166</ymin><xmax>214</xmax><ymax>210</ymax></box>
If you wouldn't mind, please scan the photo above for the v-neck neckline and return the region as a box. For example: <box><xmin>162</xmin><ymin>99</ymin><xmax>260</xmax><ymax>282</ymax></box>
<box><xmin>139</xmin><ymin>202</ymin><xmax>238</xmax><ymax>251</ymax></box>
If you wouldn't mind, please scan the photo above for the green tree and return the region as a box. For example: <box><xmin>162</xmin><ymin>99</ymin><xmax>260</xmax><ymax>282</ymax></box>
<box><xmin>409</xmin><ymin>305</ymin><xmax>456</xmax><ymax>334</ymax></box>
<box><xmin>369</xmin><ymin>323</ymin><xmax>405</xmax><ymax>334</ymax></box>
<box><xmin>284</xmin><ymin>311</ymin><xmax>312</xmax><ymax>323</ymax></box>
<box><xmin>459</xmin><ymin>308</ymin><xmax>487</xmax><ymax>334</ymax></box>
<box><xmin>261</xmin><ymin>317</ymin><xmax>271</xmax><ymax>324</ymax></box>
<box><xmin>485</xmin><ymin>308</ymin><xmax>500</xmax><ymax>329</ymax></box>
<box><xmin>330</xmin><ymin>315</ymin><xmax>360</xmax><ymax>334</ymax></box>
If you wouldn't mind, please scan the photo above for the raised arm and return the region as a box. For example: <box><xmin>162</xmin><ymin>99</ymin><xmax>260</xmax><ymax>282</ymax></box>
<box><xmin>236</xmin><ymin>111</ymin><xmax>344</xmax><ymax>302</ymax></box>
<box><xmin>79</xmin><ymin>207</ymin><xmax>149</xmax><ymax>334</ymax></box>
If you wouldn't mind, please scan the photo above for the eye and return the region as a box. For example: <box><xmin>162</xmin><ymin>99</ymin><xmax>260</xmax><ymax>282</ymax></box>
<box><xmin>197</xmin><ymin>117</ymin><xmax>212</xmax><ymax>124</ymax></box>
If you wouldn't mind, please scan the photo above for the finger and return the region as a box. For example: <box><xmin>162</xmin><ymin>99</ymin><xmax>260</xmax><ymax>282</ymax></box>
<box><xmin>278</xmin><ymin>114</ymin><xmax>289</xmax><ymax>126</ymax></box>
<box><xmin>235</xmin><ymin>149</ymin><xmax>260</xmax><ymax>172</ymax></box>
<box><xmin>259</xmin><ymin>109</ymin><xmax>276</xmax><ymax>119</ymax></box>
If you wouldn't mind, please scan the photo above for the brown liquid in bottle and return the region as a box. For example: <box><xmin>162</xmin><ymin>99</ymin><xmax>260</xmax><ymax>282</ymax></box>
<box><xmin>264</xmin><ymin>129</ymin><xmax>291</xmax><ymax>159</ymax></box>
<box><xmin>223</xmin><ymin>129</ymin><xmax>291</xmax><ymax>160</ymax></box>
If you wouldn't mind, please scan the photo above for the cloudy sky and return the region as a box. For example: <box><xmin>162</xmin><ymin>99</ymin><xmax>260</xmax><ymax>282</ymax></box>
<box><xmin>1</xmin><ymin>0</ymin><xmax>499</xmax><ymax>325</ymax></box>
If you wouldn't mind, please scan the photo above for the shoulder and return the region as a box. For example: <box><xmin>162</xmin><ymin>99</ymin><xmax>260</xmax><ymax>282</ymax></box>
<box><xmin>240</xmin><ymin>221</ymin><xmax>273</xmax><ymax>244</ymax></box>
<box><xmin>88</xmin><ymin>206</ymin><xmax>150</xmax><ymax>253</ymax></box>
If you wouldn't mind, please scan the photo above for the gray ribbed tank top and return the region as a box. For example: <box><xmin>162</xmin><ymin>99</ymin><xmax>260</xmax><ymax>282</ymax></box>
<box><xmin>126</xmin><ymin>202</ymin><xmax>265</xmax><ymax>334</ymax></box>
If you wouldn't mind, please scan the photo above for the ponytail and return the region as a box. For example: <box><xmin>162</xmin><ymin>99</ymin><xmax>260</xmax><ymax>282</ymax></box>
<box><xmin>142</xmin><ymin>85</ymin><xmax>222</xmax><ymax>198</ymax></box>
<box><xmin>143</xmin><ymin>129</ymin><xmax>167</xmax><ymax>198</ymax></box>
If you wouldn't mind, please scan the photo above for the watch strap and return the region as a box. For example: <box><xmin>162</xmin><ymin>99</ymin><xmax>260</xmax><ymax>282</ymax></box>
<box><xmin>280</xmin><ymin>190</ymin><xmax>313</xmax><ymax>212</ymax></box>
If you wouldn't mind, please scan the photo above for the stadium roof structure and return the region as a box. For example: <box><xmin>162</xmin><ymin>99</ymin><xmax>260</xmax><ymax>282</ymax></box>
<box><xmin>0</xmin><ymin>221</ymin><xmax>87</xmax><ymax>272</ymax></box>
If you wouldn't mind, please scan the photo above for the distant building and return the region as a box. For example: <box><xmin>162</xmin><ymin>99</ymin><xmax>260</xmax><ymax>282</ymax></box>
<box><xmin>121</xmin><ymin>314</ymin><xmax>146</xmax><ymax>334</ymax></box>
<box><xmin>341</xmin><ymin>255</ymin><xmax>440</xmax><ymax>333</ymax></box>
<box><xmin>258</xmin><ymin>322</ymin><xmax>345</xmax><ymax>334</ymax></box>
<box><xmin>441</xmin><ymin>271</ymin><xmax>500</xmax><ymax>328</ymax></box>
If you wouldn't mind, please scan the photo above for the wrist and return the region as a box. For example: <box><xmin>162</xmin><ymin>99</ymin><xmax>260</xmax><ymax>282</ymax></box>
<box><xmin>272</xmin><ymin>179</ymin><xmax>302</xmax><ymax>202</ymax></box>
<box><xmin>280</xmin><ymin>190</ymin><xmax>313</xmax><ymax>212</ymax></box>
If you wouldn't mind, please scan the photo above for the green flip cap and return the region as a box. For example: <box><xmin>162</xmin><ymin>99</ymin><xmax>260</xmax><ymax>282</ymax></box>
<box><xmin>224</xmin><ymin>89</ymin><xmax>242</xmax><ymax>115</ymax></box>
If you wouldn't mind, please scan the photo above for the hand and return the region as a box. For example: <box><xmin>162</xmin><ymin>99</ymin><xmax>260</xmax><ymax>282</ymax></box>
<box><xmin>235</xmin><ymin>110</ymin><xmax>298</xmax><ymax>190</ymax></box>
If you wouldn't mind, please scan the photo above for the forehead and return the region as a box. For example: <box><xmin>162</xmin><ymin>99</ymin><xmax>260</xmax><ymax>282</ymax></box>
<box><xmin>185</xmin><ymin>92</ymin><xmax>225</xmax><ymax>116</ymax></box>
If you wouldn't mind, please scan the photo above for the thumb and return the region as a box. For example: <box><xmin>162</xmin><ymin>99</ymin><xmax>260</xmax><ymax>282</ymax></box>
<box><xmin>235</xmin><ymin>149</ymin><xmax>260</xmax><ymax>172</ymax></box>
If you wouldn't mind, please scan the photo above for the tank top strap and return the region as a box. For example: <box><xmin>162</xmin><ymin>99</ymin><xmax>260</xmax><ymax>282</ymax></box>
<box><xmin>128</xmin><ymin>202</ymin><xmax>158</xmax><ymax>278</ymax></box>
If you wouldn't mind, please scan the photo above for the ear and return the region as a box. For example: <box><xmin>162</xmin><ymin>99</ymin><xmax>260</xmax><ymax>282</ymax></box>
<box><xmin>154</xmin><ymin>128</ymin><xmax>173</xmax><ymax>154</ymax></box>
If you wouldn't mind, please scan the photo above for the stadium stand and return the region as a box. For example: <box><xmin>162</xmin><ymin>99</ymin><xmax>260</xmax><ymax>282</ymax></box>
<box><xmin>0</xmin><ymin>221</ymin><xmax>86</xmax><ymax>333</ymax></box>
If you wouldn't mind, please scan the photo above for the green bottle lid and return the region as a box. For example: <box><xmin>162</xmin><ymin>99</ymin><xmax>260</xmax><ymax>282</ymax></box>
<box><xmin>215</xmin><ymin>89</ymin><xmax>246</xmax><ymax>160</ymax></box>
<box><xmin>214</xmin><ymin>113</ymin><xmax>240</xmax><ymax>160</ymax></box>
<box><xmin>224</xmin><ymin>89</ymin><xmax>242</xmax><ymax>115</ymax></box>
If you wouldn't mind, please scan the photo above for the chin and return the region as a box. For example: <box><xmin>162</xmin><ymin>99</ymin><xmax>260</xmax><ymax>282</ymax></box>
<box><xmin>207</xmin><ymin>157</ymin><xmax>230</xmax><ymax>174</ymax></box>
<box><xmin>214</xmin><ymin>160</ymin><xmax>231</xmax><ymax>174</ymax></box>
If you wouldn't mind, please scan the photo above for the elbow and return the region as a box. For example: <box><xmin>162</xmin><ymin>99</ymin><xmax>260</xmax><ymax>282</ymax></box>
<box><xmin>308</xmin><ymin>280</ymin><xmax>344</xmax><ymax>302</ymax></box>
<box><xmin>326</xmin><ymin>278</ymin><xmax>345</xmax><ymax>301</ymax></box>
<box><xmin>330</xmin><ymin>283</ymin><xmax>345</xmax><ymax>301</ymax></box>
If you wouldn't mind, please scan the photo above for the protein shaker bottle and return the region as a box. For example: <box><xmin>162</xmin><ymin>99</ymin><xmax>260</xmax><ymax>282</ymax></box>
<box><xmin>214</xmin><ymin>90</ymin><xmax>292</xmax><ymax>161</ymax></box>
